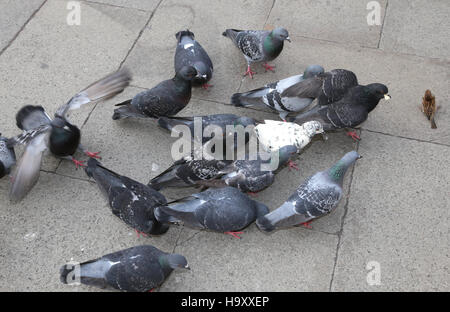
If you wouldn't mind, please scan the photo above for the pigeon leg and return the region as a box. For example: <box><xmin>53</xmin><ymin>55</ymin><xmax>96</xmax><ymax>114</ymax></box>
<box><xmin>243</xmin><ymin>65</ymin><xmax>256</xmax><ymax>79</ymax></box>
<box><xmin>346</xmin><ymin>131</ymin><xmax>361</xmax><ymax>141</ymax></box>
<box><xmin>135</xmin><ymin>229</ymin><xmax>148</xmax><ymax>238</ymax></box>
<box><xmin>224</xmin><ymin>231</ymin><xmax>243</xmax><ymax>239</ymax></box>
<box><xmin>201</xmin><ymin>83</ymin><xmax>213</xmax><ymax>89</ymax></box>
<box><xmin>262</xmin><ymin>63</ymin><xmax>276</xmax><ymax>72</ymax></box>
<box><xmin>247</xmin><ymin>192</ymin><xmax>258</xmax><ymax>197</ymax></box>
<box><xmin>300</xmin><ymin>221</ymin><xmax>313</xmax><ymax>229</ymax></box>
<box><xmin>287</xmin><ymin>160</ymin><xmax>299</xmax><ymax>171</ymax></box>
<box><xmin>85</xmin><ymin>151</ymin><xmax>102</xmax><ymax>159</ymax></box>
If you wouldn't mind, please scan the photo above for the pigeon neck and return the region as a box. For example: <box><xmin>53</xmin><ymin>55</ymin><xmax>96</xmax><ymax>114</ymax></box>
<box><xmin>263</xmin><ymin>33</ymin><xmax>283</xmax><ymax>57</ymax></box>
<box><xmin>327</xmin><ymin>160</ymin><xmax>351</xmax><ymax>182</ymax></box>
<box><xmin>158</xmin><ymin>255</ymin><xmax>173</xmax><ymax>271</ymax></box>
<box><xmin>173</xmin><ymin>75</ymin><xmax>192</xmax><ymax>95</ymax></box>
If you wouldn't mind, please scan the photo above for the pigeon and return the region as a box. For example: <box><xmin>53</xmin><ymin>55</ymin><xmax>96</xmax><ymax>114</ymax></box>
<box><xmin>280</xmin><ymin>69</ymin><xmax>358</xmax><ymax>106</ymax></box>
<box><xmin>222</xmin><ymin>27</ymin><xmax>291</xmax><ymax>78</ymax></box>
<box><xmin>231</xmin><ymin>65</ymin><xmax>325</xmax><ymax>120</ymax></box>
<box><xmin>174</xmin><ymin>30</ymin><xmax>213</xmax><ymax>89</ymax></box>
<box><xmin>254</xmin><ymin>120</ymin><xmax>324</xmax><ymax>154</ymax></box>
<box><xmin>85</xmin><ymin>158</ymin><xmax>169</xmax><ymax>236</ymax></box>
<box><xmin>288</xmin><ymin>83</ymin><xmax>390</xmax><ymax>141</ymax></box>
<box><xmin>196</xmin><ymin>145</ymin><xmax>298</xmax><ymax>193</ymax></box>
<box><xmin>0</xmin><ymin>133</ymin><xmax>16</xmax><ymax>179</ymax></box>
<box><xmin>256</xmin><ymin>151</ymin><xmax>362</xmax><ymax>232</ymax></box>
<box><xmin>60</xmin><ymin>245</ymin><xmax>189</xmax><ymax>292</ymax></box>
<box><xmin>149</xmin><ymin>157</ymin><xmax>233</xmax><ymax>191</ymax></box>
<box><xmin>9</xmin><ymin>68</ymin><xmax>132</xmax><ymax>202</ymax></box>
<box><xmin>112</xmin><ymin>66</ymin><xmax>202</xmax><ymax>120</ymax></box>
<box><xmin>154</xmin><ymin>187</ymin><xmax>269</xmax><ymax>238</ymax></box>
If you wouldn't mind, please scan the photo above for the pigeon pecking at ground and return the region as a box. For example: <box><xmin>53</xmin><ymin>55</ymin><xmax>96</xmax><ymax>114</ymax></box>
<box><xmin>254</xmin><ymin>120</ymin><xmax>324</xmax><ymax>158</ymax></box>
<box><xmin>231</xmin><ymin>65</ymin><xmax>325</xmax><ymax>120</ymax></box>
<box><xmin>112</xmin><ymin>66</ymin><xmax>202</xmax><ymax>120</ymax></box>
<box><xmin>0</xmin><ymin>133</ymin><xmax>16</xmax><ymax>179</ymax></box>
<box><xmin>256</xmin><ymin>151</ymin><xmax>362</xmax><ymax>232</ymax></box>
<box><xmin>222</xmin><ymin>27</ymin><xmax>291</xmax><ymax>78</ymax></box>
<box><xmin>85</xmin><ymin>158</ymin><xmax>170</xmax><ymax>236</ymax></box>
<box><xmin>174</xmin><ymin>30</ymin><xmax>213</xmax><ymax>89</ymax></box>
<box><xmin>9</xmin><ymin>68</ymin><xmax>132</xmax><ymax>202</ymax></box>
<box><xmin>288</xmin><ymin>83</ymin><xmax>390</xmax><ymax>141</ymax></box>
<box><xmin>154</xmin><ymin>186</ymin><xmax>269</xmax><ymax>239</ymax></box>
<box><xmin>60</xmin><ymin>245</ymin><xmax>189</xmax><ymax>292</ymax></box>
<box><xmin>280</xmin><ymin>68</ymin><xmax>359</xmax><ymax>107</ymax></box>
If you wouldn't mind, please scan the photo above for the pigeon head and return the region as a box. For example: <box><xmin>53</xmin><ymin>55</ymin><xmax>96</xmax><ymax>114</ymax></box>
<box><xmin>301</xmin><ymin>121</ymin><xmax>324</xmax><ymax>137</ymax></box>
<box><xmin>176</xmin><ymin>65</ymin><xmax>201</xmax><ymax>81</ymax></box>
<box><xmin>277</xmin><ymin>145</ymin><xmax>298</xmax><ymax>165</ymax></box>
<box><xmin>165</xmin><ymin>253</ymin><xmax>190</xmax><ymax>270</ymax></box>
<box><xmin>272</xmin><ymin>27</ymin><xmax>291</xmax><ymax>42</ymax></box>
<box><xmin>175</xmin><ymin>29</ymin><xmax>194</xmax><ymax>41</ymax></box>
<box><xmin>327</xmin><ymin>151</ymin><xmax>362</xmax><ymax>182</ymax></box>
<box><xmin>366</xmin><ymin>83</ymin><xmax>390</xmax><ymax>100</ymax></box>
<box><xmin>303</xmin><ymin>65</ymin><xmax>325</xmax><ymax>79</ymax></box>
<box><xmin>0</xmin><ymin>161</ymin><xmax>6</xmax><ymax>179</ymax></box>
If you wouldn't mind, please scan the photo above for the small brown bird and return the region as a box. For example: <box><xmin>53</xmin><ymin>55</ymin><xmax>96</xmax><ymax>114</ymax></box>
<box><xmin>421</xmin><ymin>90</ymin><xmax>437</xmax><ymax>129</ymax></box>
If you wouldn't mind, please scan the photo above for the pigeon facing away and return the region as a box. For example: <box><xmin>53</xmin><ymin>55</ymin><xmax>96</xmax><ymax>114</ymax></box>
<box><xmin>10</xmin><ymin>68</ymin><xmax>132</xmax><ymax>202</ymax></box>
<box><xmin>254</xmin><ymin>120</ymin><xmax>324</xmax><ymax>154</ymax></box>
<box><xmin>256</xmin><ymin>151</ymin><xmax>362</xmax><ymax>232</ymax></box>
<box><xmin>196</xmin><ymin>145</ymin><xmax>298</xmax><ymax>193</ymax></box>
<box><xmin>60</xmin><ymin>245</ymin><xmax>189</xmax><ymax>292</ymax></box>
<box><xmin>0</xmin><ymin>133</ymin><xmax>16</xmax><ymax>179</ymax></box>
<box><xmin>174</xmin><ymin>30</ymin><xmax>213</xmax><ymax>89</ymax></box>
<box><xmin>154</xmin><ymin>187</ymin><xmax>269</xmax><ymax>238</ymax></box>
<box><xmin>85</xmin><ymin>158</ymin><xmax>169</xmax><ymax>235</ymax></box>
<box><xmin>231</xmin><ymin>65</ymin><xmax>325</xmax><ymax>120</ymax></box>
<box><xmin>222</xmin><ymin>27</ymin><xmax>291</xmax><ymax>78</ymax></box>
<box><xmin>280</xmin><ymin>69</ymin><xmax>358</xmax><ymax>107</ymax></box>
<box><xmin>112</xmin><ymin>66</ymin><xmax>201</xmax><ymax>120</ymax></box>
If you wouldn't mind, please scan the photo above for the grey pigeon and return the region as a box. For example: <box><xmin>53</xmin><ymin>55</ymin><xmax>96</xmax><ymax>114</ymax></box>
<box><xmin>154</xmin><ymin>187</ymin><xmax>269</xmax><ymax>238</ymax></box>
<box><xmin>281</xmin><ymin>69</ymin><xmax>358</xmax><ymax>106</ymax></box>
<box><xmin>149</xmin><ymin>157</ymin><xmax>233</xmax><ymax>190</ymax></box>
<box><xmin>85</xmin><ymin>158</ymin><xmax>169</xmax><ymax>235</ymax></box>
<box><xmin>10</xmin><ymin>68</ymin><xmax>132</xmax><ymax>202</ymax></box>
<box><xmin>0</xmin><ymin>133</ymin><xmax>16</xmax><ymax>179</ymax></box>
<box><xmin>256</xmin><ymin>151</ymin><xmax>362</xmax><ymax>232</ymax></box>
<box><xmin>196</xmin><ymin>145</ymin><xmax>298</xmax><ymax>193</ymax></box>
<box><xmin>174</xmin><ymin>30</ymin><xmax>213</xmax><ymax>89</ymax></box>
<box><xmin>222</xmin><ymin>27</ymin><xmax>290</xmax><ymax>78</ymax></box>
<box><xmin>288</xmin><ymin>83</ymin><xmax>390</xmax><ymax>140</ymax></box>
<box><xmin>60</xmin><ymin>245</ymin><xmax>189</xmax><ymax>292</ymax></box>
<box><xmin>231</xmin><ymin>65</ymin><xmax>325</xmax><ymax>120</ymax></box>
<box><xmin>112</xmin><ymin>66</ymin><xmax>201</xmax><ymax>120</ymax></box>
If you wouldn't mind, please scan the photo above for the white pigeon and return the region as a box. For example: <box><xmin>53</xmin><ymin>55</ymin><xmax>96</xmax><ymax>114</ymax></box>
<box><xmin>254</xmin><ymin>120</ymin><xmax>324</xmax><ymax>153</ymax></box>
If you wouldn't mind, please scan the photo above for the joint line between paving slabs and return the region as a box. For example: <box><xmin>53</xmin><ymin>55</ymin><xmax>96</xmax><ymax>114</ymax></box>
<box><xmin>81</xmin><ymin>0</ymin><xmax>149</xmax><ymax>13</ymax></box>
<box><xmin>377</xmin><ymin>0</ymin><xmax>389</xmax><ymax>49</ymax></box>
<box><xmin>0</xmin><ymin>0</ymin><xmax>48</xmax><ymax>56</ymax></box>
<box><xmin>328</xmin><ymin>131</ymin><xmax>361</xmax><ymax>291</ymax></box>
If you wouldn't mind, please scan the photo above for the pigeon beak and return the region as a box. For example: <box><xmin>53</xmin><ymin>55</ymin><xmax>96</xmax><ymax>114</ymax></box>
<box><xmin>384</xmin><ymin>94</ymin><xmax>391</xmax><ymax>100</ymax></box>
<box><xmin>286</xmin><ymin>36</ymin><xmax>291</xmax><ymax>43</ymax></box>
<box><xmin>357</xmin><ymin>155</ymin><xmax>363</xmax><ymax>159</ymax></box>
<box><xmin>185</xmin><ymin>265</ymin><xmax>191</xmax><ymax>270</ymax></box>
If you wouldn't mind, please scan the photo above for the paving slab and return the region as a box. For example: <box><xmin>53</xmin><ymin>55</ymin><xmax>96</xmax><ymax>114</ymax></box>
<box><xmin>0</xmin><ymin>0</ymin><xmax>149</xmax><ymax>171</ymax></box>
<box><xmin>0</xmin><ymin>0</ymin><xmax>45</xmax><ymax>53</ymax></box>
<box><xmin>160</xmin><ymin>225</ymin><xmax>338</xmax><ymax>291</ymax></box>
<box><xmin>266</xmin><ymin>0</ymin><xmax>387</xmax><ymax>48</ymax></box>
<box><xmin>122</xmin><ymin>0</ymin><xmax>276</xmax><ymax>104</ymax></box>
<box><xmin>331</xmin><ymin>131</ymin><xmax>450</xmax><ymax>291</ymax></box>
<box><xmin>0</xmin><ymin>172</ymin><xmax>181</xmax><ymax>291</ymax></box>
<box><xmin>380</xmin><ymin>0</ymin><xmax>450</xmax><ymax>60</ymax></box>
<box><xmin>80</xmin><ymin>0</ymin><xmax>161</xmax><ymax>11</ymax></box>
<box><xmin>240</xmin><ymin>35</ymin><xmax>450</xmax><ymax>145</ymax></box>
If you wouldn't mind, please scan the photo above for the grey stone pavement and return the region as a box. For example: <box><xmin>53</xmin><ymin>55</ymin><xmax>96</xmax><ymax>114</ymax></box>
<box><xmin>0</xmin><ymin>0</ymin><xmax>449</xmax><ymax>291</ymax></box>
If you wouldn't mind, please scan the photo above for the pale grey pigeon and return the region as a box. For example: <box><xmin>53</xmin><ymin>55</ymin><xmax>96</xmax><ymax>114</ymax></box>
<box><xmin>0</xmin><ymin>133</ymin><xmax>16</xmax><ymax>179</ymax></box>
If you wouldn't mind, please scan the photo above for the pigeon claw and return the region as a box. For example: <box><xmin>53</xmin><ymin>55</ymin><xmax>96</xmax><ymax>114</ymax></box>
<box><xmin>72</xmin><ymin>158</ymin><xmax>86</xmax><ymax>169</ymax></box>
<box><xmin>243</xmin><ymin>66</ymin><xmax>256</xmax><ymax>79</ymax></box>
<box><xmin>224</xmin><ymin>231</ymin><xmax>243</xmax><ymax>239</ymax></box>
<box><xmin>201</xmin><ymin>83</ymin><xmax>213</xmax><ymax>90</ymax></box>
<box><xmin>247</xmin><ymin>192</ymin><xmax>258</xmax><ymax>197</ymax></box>
<box><xmin>262</xmin><ymin>63</ymin><xmax>276</xmax><ymax>72</ymax></box>
<box><xmin>346</xmin><ymin>131</ymin><xmax>361</xmax><ymax>141</ymax></box>
<box><xmin>300</xmin><ymin>221</ymin><xmax>313</xmax><ymax>229</ymax></box>
<box><xmin>135</xmin><ymin>229</ymin><xmax>148</xmax><ymax>238</ymax></box>
<box><xmin>288</xmin><ymin>160</ymin><xmax>299</xmax><ymax>171</ymax></box>
<box><xmin>85</xmin><ymin>151</ymin><xmax>102</xmax><ymax>159</ymax></box>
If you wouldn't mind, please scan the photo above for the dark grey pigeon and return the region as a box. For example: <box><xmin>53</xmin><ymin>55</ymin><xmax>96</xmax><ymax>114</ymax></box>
<box><xmin>281</xmin><ymin>69</ymin><xmax>358</xmax><ymax>106</ymax></box>
<box><xmin>231</xmin><ymin>65</ymin><xmax>325</xmax><ymax>120</ymax></box>
<box><xmin>174</xmin><ymin>30</ymin><xmax>213</xmax><ymax>88</ymax></box>
<box><xmin>0</xmin><ymin>133</ymin><xmax>16</xmax><ymax>179</ymax></box>
<box><xmin>288</xmin><ymin>83</ymin><xmax>390</xmax><ymax>140</ymax></box>
<box><xmin>154</xmin><ymin>187</ymin><xmax>269</xmax><ymax>238</ymax></box>
<box><xmin>85</xmin><ymin>158</ymin><xmax>169</xmax><ymax>235</ymax></box>
<box><xmin>256</xmin><ymin>151</ymin><xmax>362</xmax><ymax>232</ymax></box>
<box><xmin>60</xmin><ymin>245</ymin><xmax>189</xmax><ymax>292</ymax></box>
<box><xmin>112</xmin><ymin>66</ymin><xmax>201</xmax><ymax>120</ymax></box>
<box><xmin>149</xmin><ymin>157</ymin><xmax>233</xmax><ymax>191</ymax></box>
<box><xmin>222</xmin><ymin>27</ymin><xmax>290</xmax><ymax>78</ymax></box>
<box><xmin>197</xmin><ymin>145</ymin><xmax>298</xmax><ymax>193</ymax></box>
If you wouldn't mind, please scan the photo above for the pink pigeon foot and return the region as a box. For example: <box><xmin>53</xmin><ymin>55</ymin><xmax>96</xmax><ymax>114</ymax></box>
<box><xmin>346</xmin><ymin>131</ymin><xmax>360</xmax><ymax>141</ymax></box>
<box><xmin>201</xmin><ymin>83</ymin><xmax>212</xmax><ymax>89</ymax></box>
<box><xmin>72</xmin><ymin>158</ymin><xmax>86</xmax><ymax>169</ymax></box>
<box><xmin>243</xmin><ymin>66</ymin><xmax>256</xmax><ymax>79</ymax></box>
<box><xmin>300</xmin><ymin>221</ymin><xmax>313</xmax><ymax>229</ymax></box>
<box><xmin>135</xmin><ymin>229</ymin><xmax>148</xmax><ymax>238</ymax></box>
<box><xmin>288</xmin><ymin>160</ymin><xmax>299</xmax><ymax>171</ymax></box>
<box><xmin>224</xmin><ymin>231</ymin><xmax>243</xmax><ymax>239</ymax></box>
<box><xmin>262</xmin><ymin>63</ymin><xmax>275</xmax><ymax>72</ymax></box>
<box><xmin>85</xmin><ymin>151</ymin><xmax>102</xmax><ymax>159</ymax></box>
